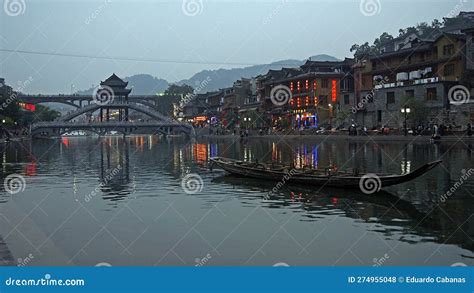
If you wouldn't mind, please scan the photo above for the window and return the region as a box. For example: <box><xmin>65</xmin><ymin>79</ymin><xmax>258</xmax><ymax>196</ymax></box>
<box><xmin>426</xmin><ymin>88</ymin><xmax>437</xmax><ymax>101</ymax></box>
<box><xmin>344</xmin><ymin>94</ymin><xmax>350</xmax><ymax>105</ymax></box>
<box><xmin>372</xmin><ymin>61</ymin><xmax>377</xmax><ymax>70</ymax></box>
<box><xmin>377</xmin><ymin>110</ymin><xmax>382</xmax><ymax>123</ymax></box>
<box><xmin>405</xmin><ymin>90</ymin><xmax>415</xmax><ymax>98</ymax></box>
<box><xmin>321</xmin><ymin>79</ymin><xmax>329</xmax><ymax>88</ymax></box>
<box><xmin>443</xmin><ymin>44</ymin><xmax>455</xmax><ymax>56</ymax></box>
<box><xmin>386</xmin><ymin>92</ymin><xmax>395</xmax><ymax>104</ymax></box>
<box><xmin>444</xmin><ymin>64</ymin><xmax>455</xmax><ymax>76</ymax></box>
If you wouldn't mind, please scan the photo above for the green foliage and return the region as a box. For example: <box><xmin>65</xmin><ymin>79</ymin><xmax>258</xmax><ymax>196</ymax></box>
<box><xmin>164</xmin><ymin>84</ymin><xmax>194</xmax><ymax>96</ymax></box>
<box><xmin>399</xmin><ymin>95</ymin><xmax>430</xmax><ymax>126</ymax></box>
<box><xmin>334</xmin><ymin>109</ymin><xmax>350</xmax><ymax>125</ymax></box>
<box><xmin>0</xmin><ymin>92</ymin><xmax>22</xmax><ymax>123</ymax></box>
<box><xmin>19</xmin><ymin>104</ymin><xmax>61</xmax><ymax>125</ymax></box>
<box><xmin>350</xmin><ymin>16</ymin><xmax>451</xmax><ymax>60</ymax></box>
<box><xmin>159</xmin><ymin>84</ymin><xmax>195</xmax><ymax>116</ymax></box>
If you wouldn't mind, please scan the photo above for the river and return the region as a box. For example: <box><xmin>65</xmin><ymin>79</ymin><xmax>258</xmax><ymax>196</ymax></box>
<box><xmin>0</xmin><ymin>136</ymin><xmax>472</xmax><ymax>266</ymax></box>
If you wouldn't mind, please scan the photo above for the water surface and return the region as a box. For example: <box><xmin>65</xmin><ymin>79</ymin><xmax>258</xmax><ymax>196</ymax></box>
<box><xmin>0</xmin><ymin>136</ymin><xmax>473</xmax><ymax>266</ymax></box>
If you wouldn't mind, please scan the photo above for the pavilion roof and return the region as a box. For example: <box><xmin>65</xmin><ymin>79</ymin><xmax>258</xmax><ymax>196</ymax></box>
<box><xmin>101</xmin><ymin>73</ymin><xmax>129</xmax><ymax>88</ymax></box>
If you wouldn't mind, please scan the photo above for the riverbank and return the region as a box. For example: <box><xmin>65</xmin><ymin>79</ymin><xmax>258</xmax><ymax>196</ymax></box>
<box><xmin>198</xmin><ymin>133</ymin><xmax>474</xmax><ymax>144</ymax></box>
<box><xmin>0</xmin><ymin>136</ymin><xmax>30</xmax><ymax>144</ymax></box>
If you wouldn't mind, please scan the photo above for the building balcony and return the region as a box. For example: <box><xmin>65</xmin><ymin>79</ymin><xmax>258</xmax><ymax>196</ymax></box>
<box><xmin>374</xmin><ymin>77</ymin><xmax>444</xmax><ymax>90</ymax></box>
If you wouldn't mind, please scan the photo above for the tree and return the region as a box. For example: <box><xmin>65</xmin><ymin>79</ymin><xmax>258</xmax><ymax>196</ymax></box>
<box><xmin>431</xmin><ymin>19</ymin><xmax>442</xmax><ymax>29</ymax></box>
<box><xmin>20</xmin><ymin>105</ymin><xmax>60</xmax><ymax>125</ymax></box>
<box><xmin>373</xmin><ymin>32</ymin><xmax>394</xmax><ymax>49</ymax></box>
<box><xmin>159</xmin><ymin>84</ymin><xmax>195</xmax><ymax>116</ymax></box>
<box><xmin>350</xmin><ymin>42</ymin><xmax>373</xmax><ymax>61</ymax></box>
<box><xmin>399</xmin><ymin>95</ymin><xmax>430</xmax><ymax>127</ymax></box>
<box><xmin>0</xmin><ymin>92</ymin><xmax>22</xmax><ymax>123</ymax></box>
<box><xmin>164</xmin><ymin>84</ymin><xmax>194</xmax><ymax>97</ymax></box>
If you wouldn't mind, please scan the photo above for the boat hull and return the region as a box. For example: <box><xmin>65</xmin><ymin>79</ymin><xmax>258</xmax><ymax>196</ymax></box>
<box><xmin>210</xmin><ymin>157</ymin><xmax>442</xmax><ymax>189</ymax></box>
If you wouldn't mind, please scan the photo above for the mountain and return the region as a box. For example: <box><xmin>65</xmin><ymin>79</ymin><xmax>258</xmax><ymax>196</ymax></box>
<box><xmin>307</xmin><ymin>54</ymin><xmax>340</xmax><ymax>62</ymax></box>
<box><xmin>179</xmin><ymin>54</ymin><xmax>340</xmax><ymax>92</ymax></box>
<box><xmin>76</xmin><ymin>54</ymin><xmax>340</xmax><ymax>95</ymax></box>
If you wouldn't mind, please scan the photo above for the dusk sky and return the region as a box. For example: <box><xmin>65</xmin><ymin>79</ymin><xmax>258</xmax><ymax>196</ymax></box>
<box><xmin>1</xmin><ymin>0</ymin><xmax>472</xmax><ymax>93</ymax></box>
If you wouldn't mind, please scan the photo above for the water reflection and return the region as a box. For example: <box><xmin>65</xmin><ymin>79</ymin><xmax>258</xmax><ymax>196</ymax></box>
<box><xmin>0</xmin><ymin>235</ymin><xmax>15</xmax><ymax>266</ymax></box>
<box><xmin>211</xmin><ymin>175</ymin><xmax>474</xmax><ymax>252</ymax></box>
<box><xmin>0</xmin><ymin>136</ymin><xmax>472</xmax><ymax>265</ymax></box>
<box><xmin>99</xmin><ymin>139</ymin><xmax>131</xmax><ymax>202</ymax></box>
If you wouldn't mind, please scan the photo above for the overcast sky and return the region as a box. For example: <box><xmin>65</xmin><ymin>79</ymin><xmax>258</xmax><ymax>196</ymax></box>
<box><xmin>0</xmin><ymin>0</ymin><xmax>472</xmax><ymax>94</ymax></box>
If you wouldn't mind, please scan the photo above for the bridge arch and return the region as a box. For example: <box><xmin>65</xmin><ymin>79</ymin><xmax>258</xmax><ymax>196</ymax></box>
<box><xmin>58</xmin><ymin>102</ymin><xmax>173</xmax><ymax>123</ymax></box>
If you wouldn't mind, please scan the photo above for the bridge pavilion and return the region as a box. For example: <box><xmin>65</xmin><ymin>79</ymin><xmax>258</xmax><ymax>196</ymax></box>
<box><xmin>99</xmin><ymin>74</ymin><xmax>132</xmax><ymax>122</ymax></box>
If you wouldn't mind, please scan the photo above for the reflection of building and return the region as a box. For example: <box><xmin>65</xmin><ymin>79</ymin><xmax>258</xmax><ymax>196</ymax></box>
<box><xmin>99</xmin><ymin>139</ymin><xmax>130</xmax><ymax>197</ymax></box>
<box><xmin>0</xmin><ymin>235</ymin><xmax>15</xmax><ymax>266</ymax></box>
<box><xmin>192</xmin><ymin>143</ymin><xmax>207</xmax><ymax>163</ymax></box>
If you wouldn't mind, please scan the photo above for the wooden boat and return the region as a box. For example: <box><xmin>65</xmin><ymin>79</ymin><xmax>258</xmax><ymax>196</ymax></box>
<box><xmin>210</xmin><ymin>157</ymin><xmax>442</xmax><ymax>189</ymax></box>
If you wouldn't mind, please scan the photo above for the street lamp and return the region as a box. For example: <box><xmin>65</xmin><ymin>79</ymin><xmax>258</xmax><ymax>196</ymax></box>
<box><xmin>401</xmin><ymin>107</ymin><xmax>411</xmax><ymax>136</ymax></box>
<box><xmin>328</xmin><ymin>104</ymin><xmax>333</xmax><ymax>129</ymax></box>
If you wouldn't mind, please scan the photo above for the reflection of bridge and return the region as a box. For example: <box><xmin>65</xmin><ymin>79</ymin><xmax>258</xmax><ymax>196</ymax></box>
<box><xmin>21</xmin><ymin>74</ymin><xmax>194</xmax><ymax>138</ymax></box>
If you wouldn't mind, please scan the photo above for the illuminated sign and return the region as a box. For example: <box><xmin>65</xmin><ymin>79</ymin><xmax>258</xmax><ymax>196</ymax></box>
<box><xmin>194</xmin><ymin>116</ymin><xmax>207</xmax><ymax>122</ymax></box>
<box><xmin>18</xmin><ymin>102</ymin><xmax>36</xmax><ymax>111</ymax></box>
<box><xmin>331</xmin><ymin>80</ymin><xmax>337</xmax><ymax>103</ymax></box>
